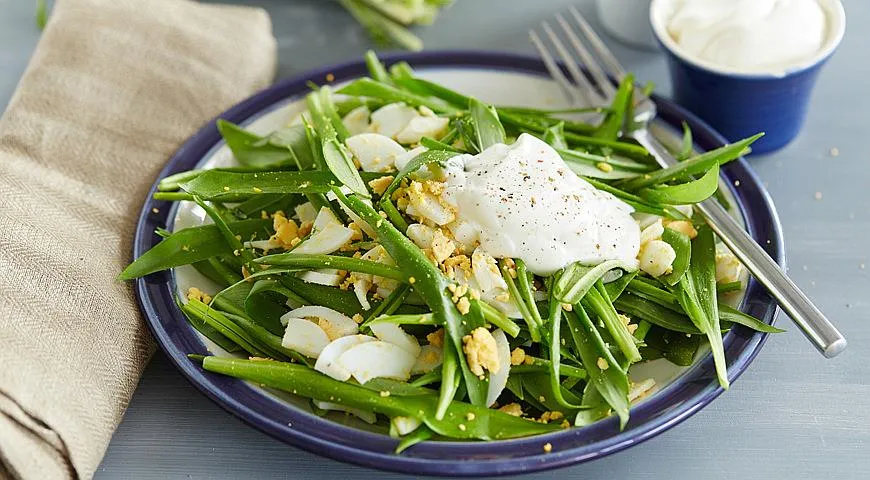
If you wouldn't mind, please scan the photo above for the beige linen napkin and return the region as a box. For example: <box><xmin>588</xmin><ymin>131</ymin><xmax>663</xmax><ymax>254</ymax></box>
<box><xmin>0</xmin><ymin>0</ymin><xmax>276</xmax><ymax>478</ymax></box>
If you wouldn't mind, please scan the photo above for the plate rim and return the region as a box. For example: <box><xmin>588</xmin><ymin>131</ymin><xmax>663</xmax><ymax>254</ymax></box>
<box><xmin>132</xmin><ymin>50</ymin><xmax>784</xmax><ymax>477</ymax></box>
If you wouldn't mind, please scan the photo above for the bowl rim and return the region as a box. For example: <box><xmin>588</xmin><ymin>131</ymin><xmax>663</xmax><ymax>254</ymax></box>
<box><xmin>132</xmin><ymin>50</ymin><xmax>784</xmax><ymax>477</ymax></box>
<box><xmin>649</xmin><ymin>0</ymin><xmax>846</xmax><ymax>79</ymax></box>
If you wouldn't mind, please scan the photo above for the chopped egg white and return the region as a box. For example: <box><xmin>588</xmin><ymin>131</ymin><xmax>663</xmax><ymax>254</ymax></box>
<box><xmin>638</xmin><ymin>240</ymin><xmax>677</xmax><ymax>278</ymax></box>
<box><xmin>369</xmin><ymin>323</ymin><xmax>422</xmax><ymax>357</ymax></box>
<box><xmin>391</xmin><ymin>416</ymin><xmax>422</xmax><ymax>436</ymax></box>
<box><xmin>396</xmin><ymin>116</ymin><xmax>450</xmax><ymax>145</ymax></box>
<box><xmin>293</xmin><ymin>207</ymin><xmax>353</xmax><ymax>255</ymax></box>
<box><xmin>345</xmin><ymin>133</ymin><xmax>406</xmax><ymax>173</ymax></box>
<box><xmin>314</xmin><ymin>334</ymin><xmax>376</xmax><ymax>381</ymax></box>
<box><xmin>369</xmin><ymin>103</ymin><xmax>419</xmax><ymax>139</ymax></box>
<box><xmin>298</xmin><ymin>269</ymin><xmax>344</xmax><ymax>287</ymax></box>
<box><xmin>342</xmin><ymin>105</ymin><xmax>370</xmax><ymax>136</ymax></box>
<box><xmin>486</xmin><ymin>329</ymin><xmax>511</xmax><ymax>407</ymax></box>
<box><xmin>294</xmin><ymin>202</ymin><xmax>318</xmax><ymax>224</ymax></box>
<box><xmin>394</xmin><ymin>145</ymin><xmax>428</xmax><ymax>171</ymax></box>
<box><xmin>406</xmin><ymin>223</ymin><xmax>437</xmax><ymax>249</ymax></box>
<box><xmin>336</xmin><ymin>341</ymin><xmax>417</xmax><ymax>384</ymax></box>
<box><xmin>715</xmin><ymin>244</ymin><xmax>743</xmax><ymax>283</ymax></box>
<box><xmin>441</xmin><ymin>134</ymin><xmax>640</xmax><ymax>275</ymax></box>
<box><xmin>410</xmin><ymin>344</ymin><xmax>443</xmax><ymax>375</ymax></box>
<box><xmin>314</xmin><ymin>400</ymin><xmax>377</xmax><ymax>424</ymax></box>
<box><xmin>282</xmin><ymin>305</ymin><xmax>359</xmax><ymax>341</ymax></box>
<box><xmin>281</xmin><ymin>318</ymin><xmax>331</xmax><ymax>358</ymax></box>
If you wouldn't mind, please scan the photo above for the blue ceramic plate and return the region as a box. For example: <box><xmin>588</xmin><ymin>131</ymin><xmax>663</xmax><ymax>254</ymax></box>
<box><xmin>132</xmin><ymin>51</ymin><xmax>783</xmax><ymax>477</ymax></box>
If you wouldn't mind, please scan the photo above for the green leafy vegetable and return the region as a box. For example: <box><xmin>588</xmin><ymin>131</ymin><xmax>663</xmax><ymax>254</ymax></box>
<box><xmin>469</xmin><ymin>98</ymin><xmax>506</xmax><ymax>150</ymax></box>
<box><xmin>639</xmin><ymin>164</ymin><xmax>721</xmax><ymax>205</ymax></box>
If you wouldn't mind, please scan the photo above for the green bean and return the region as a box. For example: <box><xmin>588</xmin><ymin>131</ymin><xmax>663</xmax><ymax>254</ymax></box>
<box><xmin>499</xmin><ymin>259</ymin><xmax>541</xmax><ymax>342</ymax></box>
<box><xmin>602</xmin><ymin>271</ymin><xmax>637</xmax><ymax>300</ymax></box>
<box><xmin>717</xmin><ymin>280</ymin><xmax>743</xmax><ymax>294</ymax></box>
<box><xmin>478</xmin><ymin>301</ymin><xmax>521</xmax><ymax>338</ymax></box>
<box><xmin>410</xmin><ymin>368</ymin><xmax>442</xmax><ymax>387</ymax></box>
<box><xmin>676</xmin><ymin>121</ymin><xmax>694</xmax><ymax>161</ymax></box>
<box><xmin>333</xmin><ymin>188</ymin><xmax>489</xmax><ymax>408</ymax></box>
<box><xmin>183</xmin><ymin>299</ymin><xmax>268</xmax><ymax>357</ymax></box>
<box><xmin>364</xmin><ymin>50</ymin><xmax>392</xmax><ymax>83</ymax></box>
<box><xmin>395</xmin><ymin>426</ymin><xmax>433</xmax><ymax>453</ymax></box>
<box><xmin>193</xmin><ymin>196</ymin><xmax>256</xmax><ymax>270</ymax></box>
<box><xmin>595</xmin><ymin>75</ymin><xmax>634</xmax><ymax>141</ymax></box>
<box><xmin>639</xmin><ymin>164</ymin><xmax>721</xmax><ymax>205</ymax></box>
<box><xmin>337</xmin><ymin>78</ymin><xmax>459</xmax><ymax>115</ymax></box>
<box><xmin>176</xmin><ymin>297</ymin><xmax>242</xmax><ymax>354</ymax></box>
<box><xmin>367</xmin><ymin>313</ymin><xmax>436</xmax><ymax>326</ymax></box>
<box><xmin>419</xmin><ymin>136</ymin><xmax>463</xmax><ymax>153</ymax></box>
<box><xmin>255</xmin><ymin>253</ymin><xmax>406</xmax><ymax>281</ymax></box>
<box><xmin>582</xmin><ymin>282</ymin><xmax>641</xmax><ymax>364</ymax></box>
<box><xmin>468</xmin><ymin>97</ymin><xmax>505</xmax><ymax>150</ymax></box>
<box><xmin>245</xmin><ymin>279</ymin><xmax>300</xmax><ymax>335</ymax></box>
<box><xmin>363</xmin><ymin>283</ymin><xmax>411</xmax><ymax>324</ymax></box>
<box><xmin>615</xmin><ymin>292</ymin><xmax>698</xmax><ymax>334</ymax></box>
<box><xmin>198</xmin><ymin>356</ymin><xmax>561</xmax><ymax>440</ymax></box>
<box><xmin>119</xmin><ymin>219</ymin><xmax>270</xmax><ymax>280</ymax></box>
<box><xmin>659</xmin><ymin>227</ymin><xmax>692</xmax><ymax>286</ymax></box>
<box><xmin>158</xmin><ymin>169</ymin><xmax>204</xmax><ymax>192</ymax></box>
<box><xmin>565</xmin><ymin>305</ymin><xmax>630</xmax><ymax>428</ymax></box>
<box><xmin>279</xmin><ymin>275</ymin><xmax>366</xmax><ymax>316</ymax></box>
<box><xmin>217</xmin><ymin>119</ymin><xmax>295</xmax><ymax>168</ymax></box>
<box><xmin>545</xmin><ymin>287</ymin><xmax>583</xmax><ymax>410</ymax></box>
<box><xmin>307</xmin><ymin>88</ymin><xmax>370</xmax><ymax>198</ymax></box>
<box><xmin>381</xmin><ymin>149</ymin><xmax>456</xmax><ymax>200</ymax></box>
<box><xmin>179</xmin><ymin>170</ymin><xmax>334</xmax><ymax>202</ymax></box>
<box><xmin>618</xmin><ymin>134</ymin><xmax>762</xmax><ymax>191</ymax></box>
<box><xmin>543</xmin><ymin>122</ymin><xmax>567</xmax><ymax>150</ymax></box>
<box><xmin>553</xmin><ymin>259</ymin><xmax>637</xmax><ymax>305</ymax></box>
<box><xmin>671</xmin><ymin>226</ymin><xmax>728</xmax><ymax>389</ymax></box>
<box><xmin>219</xmin><ymin>310</ymin><xmax>306</xmax><ymax>363</ymax></box>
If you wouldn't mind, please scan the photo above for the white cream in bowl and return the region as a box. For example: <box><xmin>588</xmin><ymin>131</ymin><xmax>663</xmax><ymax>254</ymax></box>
<box><xmin>651</xmin><ymin>0</ymin><xmax>846</xmax><ymax>76</ymax></box>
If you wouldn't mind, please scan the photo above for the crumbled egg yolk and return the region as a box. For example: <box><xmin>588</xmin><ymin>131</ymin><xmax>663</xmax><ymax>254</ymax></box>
<box><xmin>665</xmin><ymin>220</ymin><xmax>698</xmax><ymax>239</ymax></box>
<box><xmin>462</xmin><ymin>327</ymin><xmax>500</xmax><ymax>377</ymax></box>
<box><xmin>187</xmin><ymin>287</ymin><xmax>212</xmax><ymax>304</ymax></box>
<box><xmin>540</xmin><ymin>411</ymin><xmax>564</xmax><ymax>423</ymax></box>
<box><xmin>270</xmin><ymin>211</ymin><xmax>299</xmax><ymax>249</ymax></box>
<box><xmin>510</xmin><ymin>347</ymin><xmax>526</xmax><ymax>366</ymax></box>
<box><xmin>498</xmin><ymin>403</ymin><xmax>523</xmax><ymax>417</ymax></box>
<box><xmin>426</xmin><ymin>328</ymin><xmax>445</xmax><ymax>347</ymax></box>
<box><xmin>368</xmin><ymin>175</ymin><xmax>394</xmax><ymax>196</ymax></box>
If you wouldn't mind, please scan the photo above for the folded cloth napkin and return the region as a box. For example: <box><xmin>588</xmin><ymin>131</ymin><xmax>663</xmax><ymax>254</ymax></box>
<box><xmin>0</xmin><ymin>0</ymin><xmax>276</xmax><ymax>478</ymax></box>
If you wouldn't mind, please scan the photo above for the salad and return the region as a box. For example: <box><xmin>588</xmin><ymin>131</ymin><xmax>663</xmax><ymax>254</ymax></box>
<box><xmin>122</xmin><ymin>51</ymin><xmax>781</xmax><ymax>451</ymax></box>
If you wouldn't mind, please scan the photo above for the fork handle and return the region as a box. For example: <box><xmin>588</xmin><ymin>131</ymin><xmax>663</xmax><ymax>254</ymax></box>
<box><xmin>632</xmin><ymin>130</ymin><xmax>847</xmax><ymax>358</ymax></box>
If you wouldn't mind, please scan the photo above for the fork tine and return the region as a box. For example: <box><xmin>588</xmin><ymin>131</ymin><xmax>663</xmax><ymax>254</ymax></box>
<box><xmin>568</xmin><ymin>6</ymin><xmax>627</xmax><ymax>82</ymax></box>
<box><xmin>529</xmin><ymin>30</ymin><xmax>584</xmax><ymax>106</ymax></box>
<box><xmin>555</xmin><ymin>13</ymin><xmax>616</xmax><ymax>98</ymax></box>
<box><xmin>540</xmin><ymin>22</ymin><xmax>602</xmax><ymax>106</ymax></box>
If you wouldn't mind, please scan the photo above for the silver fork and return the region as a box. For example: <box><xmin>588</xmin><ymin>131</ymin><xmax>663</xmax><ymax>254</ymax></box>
<box><xmin>530</xmin><ymin>7</ymin><xmax>846</xmax><ymax>358</ymax></box>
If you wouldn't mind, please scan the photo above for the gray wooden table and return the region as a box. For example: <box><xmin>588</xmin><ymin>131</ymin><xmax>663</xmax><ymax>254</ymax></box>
<box><xmin>2</xmin><ymin>1</ymin><xmax>868</xmax><ymax>478</ymax></box>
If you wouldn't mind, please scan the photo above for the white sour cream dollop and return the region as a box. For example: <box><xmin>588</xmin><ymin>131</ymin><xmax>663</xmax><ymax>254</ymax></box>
<box><xmin>666</xmin><ymin>0</ymin><xmax>828</xmax><ymax>74</ymax></box>
<box><xmin>441</xmin><ymin>134</ymin><xmax>640</xmax><ymax>276</ymax></box>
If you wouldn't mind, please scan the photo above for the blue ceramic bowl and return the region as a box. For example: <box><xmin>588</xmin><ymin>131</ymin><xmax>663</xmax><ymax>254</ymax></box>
<box><xmin>650</xmin><ymin>0</ymin><xmax>846</xmax><ymax>154</ymax></box>
<box><xmin>133</xmin><ymin>51</ymin><xmax>784</xmax><ymax>476</ymax></box>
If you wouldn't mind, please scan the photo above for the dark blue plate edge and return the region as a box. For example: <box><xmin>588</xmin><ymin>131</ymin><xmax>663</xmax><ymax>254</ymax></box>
<box><xmin>131</xmin><ymin>50</ymin><xmax>784</xmax><ymax>477</ymax></box>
